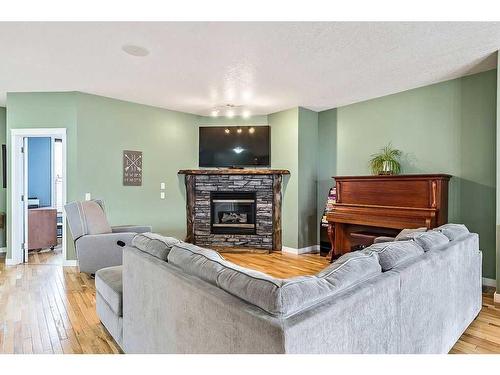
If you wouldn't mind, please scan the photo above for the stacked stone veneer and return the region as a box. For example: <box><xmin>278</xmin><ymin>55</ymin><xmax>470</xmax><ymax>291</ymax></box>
<box><xmin>194</xmin><ymin>174</ymin><xmax>273</xmax><ymax>249</ymax></box>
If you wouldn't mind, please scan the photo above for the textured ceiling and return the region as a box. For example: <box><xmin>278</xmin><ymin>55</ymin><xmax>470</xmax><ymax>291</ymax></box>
<box><xmin>0</xmin><ymin>22</ymin><xmax>499</xmax><ymax>115</ymax></box>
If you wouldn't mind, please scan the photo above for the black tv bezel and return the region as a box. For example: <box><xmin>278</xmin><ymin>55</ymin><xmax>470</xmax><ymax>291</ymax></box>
<box><xmin>198</xmin><ymin>125</ymin><xmax>271</xmax><ymax>168</ymax></box>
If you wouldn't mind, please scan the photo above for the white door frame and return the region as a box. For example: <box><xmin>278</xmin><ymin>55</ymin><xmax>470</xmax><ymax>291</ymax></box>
<box><xmin>10</xmin><ymin>128</ymin><xmax>67</xmax><ymax>265</ymax></box>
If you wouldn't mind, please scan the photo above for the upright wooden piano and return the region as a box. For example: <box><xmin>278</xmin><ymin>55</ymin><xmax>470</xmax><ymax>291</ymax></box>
<box><xmin>326</xmin><ymin>174</ymin><xmax>451</xmax><ymax>260</ymax></box>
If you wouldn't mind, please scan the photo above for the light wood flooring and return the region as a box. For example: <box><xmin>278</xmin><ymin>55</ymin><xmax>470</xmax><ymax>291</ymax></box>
<box><xmin>27</xmin><ymin>247</ymin><xmax>63</xmax><ymax>265</ymax></box>
<box><xmin>1</xmin><ymin>250</ymin><xmax>499</xmax><ymax>354</ymax></box>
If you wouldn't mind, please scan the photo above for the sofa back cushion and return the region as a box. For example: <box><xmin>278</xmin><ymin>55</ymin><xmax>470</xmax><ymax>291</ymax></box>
<box><xmin>168</xmin><ymin>244</ymin><xmax>381</xmax><ymax>317</ymax></box>
<box><xmin>433</xmin><ymin>223</ymin><xmax>470</xmax><ymax>241</ymax></box>
<box><xmin>367</xmin><ymin>240</ymin><xmax>424</xmax><ymax>271</ymax></box>
<box><xmin>132</xmin><ymin>233</ymin><xmax>181</xmax><ymax>261</ymax></box>
<box><xmin>168</xmin><ymin>242</ymin><xmax>227</xmax><ymax>283</ymax></box>
<box><xmin>396</xmin><ymin>231</ymin><xmax>450</xmax><ymax>251</ymax></box>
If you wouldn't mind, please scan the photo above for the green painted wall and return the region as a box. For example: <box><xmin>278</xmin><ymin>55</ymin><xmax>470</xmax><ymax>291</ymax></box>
<box><xmin>6</xmin><ymin>92</ymin><xmax>78</xmax><ymax>260</ymax></box>
<box><xmin>460</xmin><ymin>71</ymin><xmax>497</xmax><ymax>280</ymax></box>
<box><xmin>269</xmin><ymin>108</ymin><xmax>299</xmax><ymax>248</ymax></box>
<box><xmin>497</xmin><ymin>51</ymin><xmax>500</xmax><ymax>290</ymax></box>
<box><xmin>317</xmin><ymin>108</ymin><xmax>337</xmax><ymax>238</ymax></box>
<box><xmin>6</xmin><ymin>92</ymin><xmax>199</xmax><ymax>260</ymax></box>
<box><xmin>298</xmin><ymin>108</ymin><xmax>319</xmax><ymax>248</ymax></box>
<box><xmin>76</xmin><ymin>93</ymin><xmax>198</xmax><ymax>246</ymax></box>
<box><xmin>268</xmin><ymin>107</ymin><xmax>320</xmax><ymax>250</ymax></box>
<box><xmin>0</xmin><ymin>107</ymin><xmax>6</xmax><ymax>248</ymax></box>
<box><xmin>324</xmin><ymin>69</ymin><xmax>497</xmax><ymax>279</ymax></box>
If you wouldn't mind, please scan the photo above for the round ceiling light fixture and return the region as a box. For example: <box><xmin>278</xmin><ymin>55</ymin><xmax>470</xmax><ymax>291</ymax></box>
<box><xmin>122</xmin><ymin>44</ymin><xmax>150</xmax><ymax>57</ymax></box>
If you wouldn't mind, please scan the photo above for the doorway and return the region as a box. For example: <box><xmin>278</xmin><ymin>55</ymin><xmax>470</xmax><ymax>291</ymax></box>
<box><xmin>10</xmin><ymin>128</ymin><xmax>67</xmax><ymax>266</ymax></box>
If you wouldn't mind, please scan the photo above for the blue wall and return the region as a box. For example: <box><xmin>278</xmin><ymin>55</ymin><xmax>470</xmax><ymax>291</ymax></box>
<box><xmin>28</xmin><ymin>137</ymin><xmax>52</xmax><ymax>207</ymax></box>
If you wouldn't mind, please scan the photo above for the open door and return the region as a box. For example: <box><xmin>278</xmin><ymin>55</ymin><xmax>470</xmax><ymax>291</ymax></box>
<box><xmin>10</xmin><ymin>128</ymin><xmax>67</xmax><ymax>266</ymax></box>
<box><xmin>22</xmin><ymin>137</ymin><xmax>29</xmax><ymax>263</ymax></box>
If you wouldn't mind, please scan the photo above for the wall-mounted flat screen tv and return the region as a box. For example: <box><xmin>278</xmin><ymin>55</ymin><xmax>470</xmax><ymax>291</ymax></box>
<box><xmin>199</xmin><ymin>126</ymin><xmax>270</xmax><ymax>168</ymax></box>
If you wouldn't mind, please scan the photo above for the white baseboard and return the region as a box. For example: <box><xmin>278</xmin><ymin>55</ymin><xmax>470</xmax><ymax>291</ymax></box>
<box><xmin>494</xmin><ymin>292</ymin><xmax>500</xmax><ymax>304</ymax></box>
<box><xmin>482</xmin><ymin>277</ymin><xmax>496</xmax><ymax>287</ymax></box>
<box><xmin>282</xmin><ymin>244</ymin><xmax>320</xmax><ymax>255</ymax></box>
<box><xmin>5</xmin><ymin>258</ymin><xmax>20</xmax><ymax>266</ymax></box>
<box><xmin>0</xmin><ymin>247</ymin><xmax>6</xmax><ymax>253</ymax></box>
<box><xmin>5</xmin><ymin>257</ymin><xmax>78</xmax><ymax>267</ymax></box>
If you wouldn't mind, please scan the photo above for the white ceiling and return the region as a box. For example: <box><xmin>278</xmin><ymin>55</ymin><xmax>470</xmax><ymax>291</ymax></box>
<box><xmin>0</xmin><ymin>22</ymin><xmax>499</xmax><ymax>116</ymax></box>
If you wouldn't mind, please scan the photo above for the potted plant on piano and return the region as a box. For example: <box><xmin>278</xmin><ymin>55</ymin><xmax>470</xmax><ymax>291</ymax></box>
<box><xmin>369</xmin><ymin>143</ymin><xmax>402</xmax><ymax>175</ymax></box>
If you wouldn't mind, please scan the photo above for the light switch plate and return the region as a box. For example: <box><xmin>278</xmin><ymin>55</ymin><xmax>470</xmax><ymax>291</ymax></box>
<box><xmin>160</xmin><ymin>192</ymin><xmax>165</xmax><ymax>199</ymax></box>
<box><xmin>160</xmin><ymin>182</ymin><xmax>166</xmax><ymax>190</ymax></box>
<box><xmin>85</xmin><ymin>193</ymin><xmax>91</xmax><ymax>201</ymax></box>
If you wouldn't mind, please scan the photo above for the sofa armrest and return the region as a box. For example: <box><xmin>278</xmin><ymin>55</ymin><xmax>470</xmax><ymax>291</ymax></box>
<box><xmin>76</xmin><ymin>232</ymin><xmax>136</xmax><ymax>274</ymax></box>
<box><xmin>373</xmin><ymin>236</ymin><xmax>395</xmax><ymax>244</ymax></box>
<box><xmin>112</xmin><ymin>225</ymin><xmax>152</xmax><ymax>234</ymax></box>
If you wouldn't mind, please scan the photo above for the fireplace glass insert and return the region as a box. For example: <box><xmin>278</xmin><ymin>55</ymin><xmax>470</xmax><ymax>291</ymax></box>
<box><xmin>210</xmin><ymin>191</ymin><xmax>256</xmax><ymax>234</ymax></box>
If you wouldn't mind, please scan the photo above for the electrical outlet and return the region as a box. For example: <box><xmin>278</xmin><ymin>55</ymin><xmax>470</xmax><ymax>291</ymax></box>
<box><xmin>160</xmin><ymin>192</ymin><xmax>165</xmax><ymax>199</ymax></box>
<box><xmin>85</xmin><ymin>193</ymin><xmax>91</xmax><ymax>201</ymax></box>
<box><xmin>160</xmin><ymin>182</ymin><xmax>166</xmax><ymax>190</ymax></box>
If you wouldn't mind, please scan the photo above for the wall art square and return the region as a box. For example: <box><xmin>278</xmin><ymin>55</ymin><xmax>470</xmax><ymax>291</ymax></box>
<box><xmin>123</xmin><ymin>150</ymin><xmax>142</xmax><ymax>186</ymax></box>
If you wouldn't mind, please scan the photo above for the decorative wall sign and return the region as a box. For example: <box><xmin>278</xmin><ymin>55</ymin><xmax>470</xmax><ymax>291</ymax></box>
<box><xmin>123</xmin><ymin>150</ymin><xmax>143</xmax><ymax>186</ymax></box>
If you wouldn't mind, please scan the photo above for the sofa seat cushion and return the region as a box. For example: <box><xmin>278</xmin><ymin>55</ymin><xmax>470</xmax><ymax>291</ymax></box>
<box><xmin>396</xmin><ymin>230</ymin><xmax>450</xmax><ymax>251</ymax></box>
<box><xmin>433</xmin><ymin>223</ymin><xmax>470</xmax><ymax>241</ymax></box>
<box><xmin>132</xmin><ymin>233</ymin><xmax>180</xmax><ymax>261</ymax></box>
<box><xmin>367</xmin><ymin>240</ymin><xmax>424</xmax><ymax>271</ymax></box>
<box><xmin>95</xmin><ymin>266</ymin><xmax>123</xmax><ymax>316</ymax></box>
<box><xmin>168</xmin><ymin>244</ymin><xmax>381</xmax><ymax>317</ymax></box>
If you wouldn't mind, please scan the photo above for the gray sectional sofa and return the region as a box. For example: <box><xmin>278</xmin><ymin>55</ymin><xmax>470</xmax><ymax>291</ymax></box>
<box><xmin>95</xmin><ymin>224</ymin><xmax>482</xmax><ymax>354</ymax></box>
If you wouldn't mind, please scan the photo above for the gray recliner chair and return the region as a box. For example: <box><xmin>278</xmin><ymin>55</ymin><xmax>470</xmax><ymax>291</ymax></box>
<box><xmin>64</xmin><ymin>199</ymin><xmax>151</xmax><ymax>274</ymax></box>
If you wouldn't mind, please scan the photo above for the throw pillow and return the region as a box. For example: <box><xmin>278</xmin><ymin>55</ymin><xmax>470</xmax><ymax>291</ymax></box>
<box><xmin>394</xmin><ymin>227</ymin><xmax>427</xmax><ymax>241</ymax></box>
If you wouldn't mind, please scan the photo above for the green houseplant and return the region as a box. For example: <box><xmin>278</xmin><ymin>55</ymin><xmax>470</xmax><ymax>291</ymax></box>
<box><xmin>369</xmin><ymin>143</ymin><xmax>402</xmax><ymax>175</ymax></box>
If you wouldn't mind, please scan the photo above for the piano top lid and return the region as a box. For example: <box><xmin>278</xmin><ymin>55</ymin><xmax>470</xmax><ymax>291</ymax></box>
<box><xmin>332</xmin><ymin>173</ymin><xmax>452</xmax><ymax>180</ymax></box>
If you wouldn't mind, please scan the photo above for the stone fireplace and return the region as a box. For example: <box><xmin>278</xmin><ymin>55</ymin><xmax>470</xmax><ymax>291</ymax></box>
<box><xmin>178</xmin><ymin>169</ymin><xmax>290</xmax><ymax>251</ymax></box>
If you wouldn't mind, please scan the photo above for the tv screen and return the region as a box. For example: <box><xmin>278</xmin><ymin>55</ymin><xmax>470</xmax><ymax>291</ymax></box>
<box><xmin>199</xmin><ymin>126</ymin><xmax>270</xmax><ymax>168</ymax></box>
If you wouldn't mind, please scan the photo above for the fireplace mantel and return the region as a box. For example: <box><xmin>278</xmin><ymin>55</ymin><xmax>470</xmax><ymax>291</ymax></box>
<box><xmin>178</xmin><ymin>169</ymin><xmax>290</xmax><ymax>176</ymax></box>
<box><xmin>179</xmin><ymin>169</ymin><xmax>288</xmax><ymax>252</ymax></box>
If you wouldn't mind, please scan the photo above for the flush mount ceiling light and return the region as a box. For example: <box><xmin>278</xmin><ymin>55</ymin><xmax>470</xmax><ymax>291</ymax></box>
<box><xmin>122</xmin><ymin>44</ymin><xmax>150</xmax><ymax>57</ymax></box>
<box><xmin>208</xmin><ymin>103</ymin><xmax>251</xmax><ymax>119</ymax></box>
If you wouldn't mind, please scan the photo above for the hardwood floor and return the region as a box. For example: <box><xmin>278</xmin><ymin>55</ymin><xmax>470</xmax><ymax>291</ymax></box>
<box><xmin>224</xmin><ymin>251</ymin><xmax>331</xmax><ymax>278</ymax></box>
<box><xmin>0</xmin><ymin>253</ymin><xmax>120</xmax><ymax>354</ymax></box>
<box><xmin>27</xmin><ymin>247</ymin><xmax>63</xmax><ymax>265</ymax></box>
<box><xmin>1</xmin><ymin>250</ymin><xmax>499</xmax><ymax>354</ymax></box>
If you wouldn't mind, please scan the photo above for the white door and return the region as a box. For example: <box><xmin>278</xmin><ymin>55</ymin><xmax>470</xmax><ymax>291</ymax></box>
<box><xmin>22</xmin><ymin>137</ymin><xmax>29</xmax><ymax>263</ymax></box>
